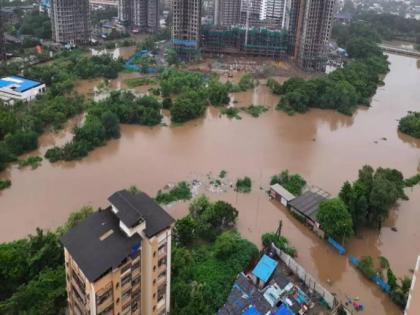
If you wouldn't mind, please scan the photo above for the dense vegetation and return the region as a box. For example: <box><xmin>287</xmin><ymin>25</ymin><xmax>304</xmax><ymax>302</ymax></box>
<box><xmin>317</xmin><ymin>198</ymin><xmax>354</xmax><ymax>242</ymax></box>
<box><xmin>155</xmin><ymin>181</ymin><xmax>192</xmax><ymax>204</ymax></box>
<box><xmin>0</xmin><ymin>207</ymin><xmax>92</xmax><ymax>314</ymax></box>
<box><xmin>270</xmin><ymin>170</ymin><xmax>306</xmax><ymax>196</ymax></box>
<box><xmin>261</xmin><ymin>232</ymin><xmax>297</xmax><ymax>257</ymax></box>
<box><xmin>0</xmin><ymin>179</ymin><xmax>11</xmax><ymax>190</ymax></box>
<box><xmin>398</xmin><ymin>112</ymin><xmax>420</xmax><ymax>138</ymax></box>
<box><xmin>339</xmin><ymin>166</ymin><xmax>407</xmax><ymax>231</ymax></box>
<box><xmin>235</xmin><ymin>176</ymin><xmax>252</xmax><ymax>193</ymax></box>
<box><xmin>335</xmin><ymin>12</ymin><xmax>420</xmax><ymax>44</ymax></box>
<box><xmin>172</xmin><ymin>196</ymin><xmax>258</xmax><ymax>314</ymax></box>
<box><xmin>269</xmin><ymin>20</ymin><xmax>389</xmax><ymax>115</ymax></box>
<box><xmin>355</xmin><ymin>255</ymin><xmax>411</xmax><ymax>308</ymax></box>
<box><xmin>159</xmin><ymin>69</ymin><xmax>231</xmax><ymax>122</ymax></box>
<box><xmin>0</xmin><ymin>95</ymin><xmax>86</xmax><ymax>170</ymax></box>
<box><xmin>45</xmin><ymin>91</ymin><xmax>162</xmax><ymax>162</ymax></box>
<box><xmin>18</xmin><ymin>11</ymin><xmax>51</xmax><ymax>39</ymax></box>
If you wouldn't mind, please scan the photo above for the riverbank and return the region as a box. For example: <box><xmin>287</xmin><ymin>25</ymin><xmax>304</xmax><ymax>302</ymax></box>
<box><xmin>0</xmin><ymin>54</ymin><xmax>419</xmax><ymax>314</ymax></box>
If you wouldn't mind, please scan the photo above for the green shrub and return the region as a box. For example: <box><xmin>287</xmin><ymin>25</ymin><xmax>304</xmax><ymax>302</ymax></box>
<box><xmin>156</xmin><ymin>182</ymin><xmax>192</xmax><ymax>204</ymax></box>
<box><xmin>235</xmin><ymin>177</ymin><xmax>252</xmax><ymax>193</ymax></box>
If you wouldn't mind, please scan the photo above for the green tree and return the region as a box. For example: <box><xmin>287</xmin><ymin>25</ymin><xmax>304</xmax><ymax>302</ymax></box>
<box><xmin>101</xmin><ymin>111</ymin><xmax>120</xmax><ymax>139</ymax></box>
<box><xmin>174</xmin><ymin>215</ymin><xmax>197</xmax><ymax>246</ymax></box>
<box><xmin>317</xmin><ymin>198</ymin><xmax>353</xmax><ymax>242</ymax></box>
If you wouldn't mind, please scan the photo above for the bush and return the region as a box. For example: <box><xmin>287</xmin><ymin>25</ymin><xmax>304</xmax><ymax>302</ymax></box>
<box><xmin>221</xmin><ymin>107</ymin><xmax>241</xmax><ymax>120</ymax></box>
<box><xmin>241</xmin><ymin>105</ymin><xmax>268</xmax><ymax>117</ymax></box>
<box><xmin>5</xmin><ymin>131</ymin><xmax>38</xmax><ymax>155</ymax></box>
<box><xmin>270</xmin><ymin>170</ymin><xmax>306</xmax><ymax>196</ymax></box>
<box><xmin>262</xmin><ymin>232</ymin><xmax>297</xmax><ymax>257</ymax></box>
<box><xmin>18</xmin><ymin>156</ymin><xmax>43</xmax><ymax>169</ymax></box>
<box><xmin>235</xmin><ymin>176</ymin><xmax>252</xmax><ymax>193</ymax></box>
<box><xmin>0</xmin><ymin>179</ymin><xmax>11</xmax><ymax>190</ymax></box>
<box><xmin>155</xmin><ymin>181</ymin><xmax>192</xmax><ymax>204</ymax></box>
<box><xmin>170</xmin><ymin>91</ymin><xmax>207</xmax><ymax>123</ymax></box>
<box><xmin>398</xmin><ymin>112</ymin><xmax>420</xmax><ymax>138</ymax></box>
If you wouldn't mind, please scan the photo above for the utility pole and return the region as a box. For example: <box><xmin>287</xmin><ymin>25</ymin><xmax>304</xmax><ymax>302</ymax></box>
<box><xmin>275</xmin><ymin>220</ymin><xmax>283</xmax><ymax>237</ymax></box>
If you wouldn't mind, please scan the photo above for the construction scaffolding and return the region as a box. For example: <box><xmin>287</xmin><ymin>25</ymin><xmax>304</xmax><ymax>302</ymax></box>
<box><xmin>0</xmin><ymin>4</ymin><xmax>5</xmax><ymax>61</ymax></box>
<box><xmin>201</xmin><ymin>27</ymin><xmax>288</xmax><ymax>58</ymax></box>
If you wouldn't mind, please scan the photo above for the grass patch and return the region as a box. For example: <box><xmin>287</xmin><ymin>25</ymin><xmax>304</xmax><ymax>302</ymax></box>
<box><xmin>221</xmin><ymin>107</ymin><xmax>241</xmax><ymax>120</ymax></box>
<box><xmin>0</xmin><ymin>179</ymin><xmax>11</xmax><ymax>190</ymax></box>
<box><xmin>124</xmin><ymin>77</ymin><xmax>155</xmax><ymax>88</ymax></box>
<box><xmin>18</xmin><ymin>156</ymin><xmax>43</xmax><ymax>170</ymax></box>
<box><xmin>155</xmin><ymin>181</ymin><xmax>192</xmax><ymax>204</ymax></box>
<box><xmin>241</xmin><ymin>105</ymin><xmax>268</xmax><ymax>117</ymax></box>
<box><xmin>235</xmin><ymin>176</ymin><xmax>252</xmax><ymax>193</ymax></box>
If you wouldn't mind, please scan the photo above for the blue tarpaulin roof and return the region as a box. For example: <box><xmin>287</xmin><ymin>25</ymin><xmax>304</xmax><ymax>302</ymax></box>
<box><xmin>272</xmin><ymin>304</ymin><xmax>294</xmax><ymax>315</ymax></box>
<box><xmin>252</xmin><ymin>255</ymin><xmax>278</xmax><ymax>283</ymax></box>
<box><xmin>243</xmin><ymin>306</ymin><xmax>261</xmax><ymax>315</ymax></box>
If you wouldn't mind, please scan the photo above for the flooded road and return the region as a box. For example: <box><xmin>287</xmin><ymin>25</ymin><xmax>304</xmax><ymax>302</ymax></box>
<box><xmin>1</xmin><ymin>54</ymin><xmax>420</xmax><ymax>314</ymax></box>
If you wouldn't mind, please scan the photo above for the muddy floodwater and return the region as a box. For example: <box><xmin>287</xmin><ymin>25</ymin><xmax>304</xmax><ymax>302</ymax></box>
<box><xmin>1</xmin><ymin>54</ymin><xmax>420</xmax><ymax>314</ymax></box>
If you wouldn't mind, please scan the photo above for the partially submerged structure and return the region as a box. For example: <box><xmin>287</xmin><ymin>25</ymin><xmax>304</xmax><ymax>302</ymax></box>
<box><xmin>270</xmin><ymin>184</ymin><xmax>295</xmax><ymax>207</ymax></box>
<box><xmin>405</xmin><ymin>255</ymin><xmax>420</xmax><ymax>315</ymax></box>
<box><xmin>288</xmin><ymin>189</ymin><xmax>328</xmax><ymax>237</ymax></box>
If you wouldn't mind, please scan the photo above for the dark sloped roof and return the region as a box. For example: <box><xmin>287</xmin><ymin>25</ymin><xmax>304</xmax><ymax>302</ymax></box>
<box><xmin>288</xmin><ymin>191</ymin><xmax>326</xmax><ymax>221</ymax></box>
<box><xmin>108</xmin><ymin>190</ymin><xmax>175</xmax><ymax>238</ymax></box>
<box><xmin>61</xmin><ymin>208</ymin><xmax>142</xmax><ymax>282</ymax></box>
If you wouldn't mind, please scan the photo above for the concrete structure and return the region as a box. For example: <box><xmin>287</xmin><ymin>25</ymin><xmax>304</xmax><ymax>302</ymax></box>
<box><xmin>172</xmin><ymin>0</ymin><xmax>201</xmax><ymax>55</ymax></box>
<box><xmin>0</xmin><ymin>6</ymin><xmax>5</xmax><ymax>62</ymax></box>
<box><xmin>51</xmin><ymin>0</ymin><xmax>91</xmax><ymax>44</ymax></box>
<box><xmin>261</xmin><ymin>0</ymin><xmax>290</xmax><ymax>29</ymax></box>
<box><xmin>288</xmin><ymin>0</ymin><xmax>337</xmax><ymax>72</ymax></box>
<box><xmin>0</xmin><ymin>76</ymin><xmax>46</xmax><ymax>105</ymax></box>
<box><xmin>90</xmin><ymin>0</ymin><xmax>118</xmax><ymax>7</ymax></box>
<box><xmin>61</xmin><ymin>190</ymin><xmax>174</xmax><ymax>315</ymax></box>
<box><xmin>270</xmin><ymin>184</ymin><xmax>295</xmax><ymax>207</ymax></box>
<box><xmin>214</xmin><ymin>0</ymin><xmax>241</xmax><ymax>27</ymax></box>
<box><xmin>118</xmin><ymin>0</ymin><xmax>159</xmax><ymax>32</ymax></box>
<box><xmin>405</xmin><ymin>255</ymin><xmax>420</xmax><ymax>315</ymax></box>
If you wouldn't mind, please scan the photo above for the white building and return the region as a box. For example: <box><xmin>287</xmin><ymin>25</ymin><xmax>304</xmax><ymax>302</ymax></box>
<box><xmin>0</xmin><ymin>76</ymin><xmax>46</xmax><ymax>105</ymax></box>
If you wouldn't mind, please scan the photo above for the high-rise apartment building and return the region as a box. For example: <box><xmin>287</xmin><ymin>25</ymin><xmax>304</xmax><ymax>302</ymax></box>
<box><xmin>172</xmin><ymin>0</ymin><xmax>201</xmax><ymax>53</ymax></box>
<box><xmin>0</xmin><ymin>6</ymin><xmax>6</xmax><ymax>61</ymax></box>
<box><xmin>118</xmin><ymin>0</ymin><xmax>159</xmax><ymax>32</ymax></box>
<box><xmin>51</xmin><ymin>0</ymin><xmax>91</xmax><ymax>44</ymax></box>
<box><xmin>288</xmin><ymin>0</ymin><xmax>336</xmax><ymax>71</ymax></box>
<box><xmin>261</xmin><ymin>0</ymin><xmax>290</xmax><ymax>28</ymax></box>
<box><xmin>61</xmin><ymin>190</ymin><xmax>174</xmax><ymax>315</ymax></box>
<box><xmin>214</xmin><ymin>0</ymin><xmax>241</xmax><ymax>27</ymax></box>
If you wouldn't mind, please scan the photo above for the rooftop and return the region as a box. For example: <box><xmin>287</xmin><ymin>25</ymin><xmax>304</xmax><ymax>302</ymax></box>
<box><xmin>61</xmin><ymin>208</ymin><xmax>142</xmax><ymax>282</ymax></box>
<box><xmin>288</xmin><ymin>191</ymin><xmax>327</xmax><ymax>221</ymax></box>
<box><xmin>270</xmin><ymin>184</ymin><xmax>296</xmax><ymax>202</ymax></box>
<box><xmin>0</xmin><ymin>76</ymin><xmax>43</xmax><ymax>93</ymax></box>
<box><xmin>108</xmin><ymin>190</ymin><xmax>175</xmax><ymax>238</ymax></box>
<box><xmin>252</xmin><ymin>254</ymin><xmax>278</xmax><ymax>283</ymax></box>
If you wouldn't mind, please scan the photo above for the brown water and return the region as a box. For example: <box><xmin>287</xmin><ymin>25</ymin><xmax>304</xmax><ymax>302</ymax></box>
<box><xmin>1</xmin><ymin>54</ymin><xmax>419</xmax><ymax>314</ymax></box>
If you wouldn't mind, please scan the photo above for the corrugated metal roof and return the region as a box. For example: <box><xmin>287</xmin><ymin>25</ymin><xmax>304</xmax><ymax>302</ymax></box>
<box><xmin>288</xmin><ymin>191</ymin><xmax>326</xmax><ymax>221</ymax></box>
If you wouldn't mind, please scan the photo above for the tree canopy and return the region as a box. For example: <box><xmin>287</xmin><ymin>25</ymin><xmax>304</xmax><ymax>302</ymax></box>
<box><xmin>317</xmin><ymin>198</ymin><xmax>354</xmax><ymax>242</ymax></box>
<box><xmin>398</xmin><ymin>112</ymin><xmax>420</xmax><ymax>139</ymax></box>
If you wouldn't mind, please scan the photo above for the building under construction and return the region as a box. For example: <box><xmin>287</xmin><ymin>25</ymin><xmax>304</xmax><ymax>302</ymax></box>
<box><xmin>118</xmin><ymin>0</ymin><xmax>159</xmax><ymax>32</ymax></box>
<box><xmin>0</xmin><ymin>5</ymin><xmax>5</xmax><ymax>61</ymax></box>
<box><xmin>172</xmin><ymin>0</ymin><xmax>201</xmax><ymax>58</ymax></box>
<box><xmin>51</xmin><ymin>0</ymin><xmax>91</xmax><ymax>44</ymax></box>
<box><xmin>214</xmin><ymin>0</ymin><xmax>241</xmax><ymax>27</ymax></box>
<box><xmin>201</xmin><ymin>26</ymin><xmax>288</xmax><ymax>58</ymax></box>
<box><xmin>288</xmin><ymin>0</ymin><xmax>336</xmax><ymax>72</ymax></box>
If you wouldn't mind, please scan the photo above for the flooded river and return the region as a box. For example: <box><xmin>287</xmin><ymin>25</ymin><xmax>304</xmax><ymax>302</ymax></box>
<box><xmin>1</xmin><ymin>54</ymin><xmax>419</xmax><ymax>314</ymax></box>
